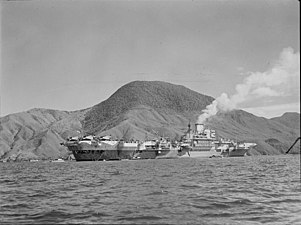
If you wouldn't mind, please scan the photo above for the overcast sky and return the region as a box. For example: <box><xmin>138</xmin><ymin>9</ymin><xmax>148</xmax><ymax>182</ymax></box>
<box><xmin>0</xmin><ymin>0</ymin><xmax>300</xmax><ymax>118</ymax></box>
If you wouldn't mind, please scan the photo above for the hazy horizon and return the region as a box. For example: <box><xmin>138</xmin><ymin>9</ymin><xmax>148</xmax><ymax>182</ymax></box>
<box><xmin>1</xmin><ymin>0</ymin><xmax>300</xmax><ymax>118</ymax></box>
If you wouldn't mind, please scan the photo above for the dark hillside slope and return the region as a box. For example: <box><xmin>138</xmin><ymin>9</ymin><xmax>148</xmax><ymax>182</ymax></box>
<box><xmin>207</xmin><ymin>110</ymin><xmax>300</xmax><ymax>155</ymax></box>
<box><xmin>0</xmin><ymin>108</ymin><xmax>87</xmax><ymax>161</ymax></box>
<box><xmin>271</xmin><ymin>112</ymin><xmax>300</xmax><ymax>130</ymax></box>
<box><xmin>83</xmin><ymin>81</ymin><xmax>214</xmax><ymax>134</ymax></box>
<box><xmin>96</xmin><ymin>105</ymin><xmax>191</xmax><ymax>141</ymax></box>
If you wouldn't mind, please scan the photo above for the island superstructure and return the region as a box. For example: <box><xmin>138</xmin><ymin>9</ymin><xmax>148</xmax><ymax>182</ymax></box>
<box><xmin>180</xmin><ymin>123</ymin><xmax>221</xmax><ymax>158</ymax></box>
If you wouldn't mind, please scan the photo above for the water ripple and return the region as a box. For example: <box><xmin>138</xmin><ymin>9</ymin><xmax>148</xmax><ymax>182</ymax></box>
<box><xmin>0</xmin><ymin>155</ymin><xmax>300</xmax><ymax>224</ymax></box>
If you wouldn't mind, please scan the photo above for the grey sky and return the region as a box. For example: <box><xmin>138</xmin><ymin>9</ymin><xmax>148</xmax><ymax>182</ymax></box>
<box><xmin>1</xmin><ymin>0</ymin><xmax>300</xmax><ymax>118</ymax></box>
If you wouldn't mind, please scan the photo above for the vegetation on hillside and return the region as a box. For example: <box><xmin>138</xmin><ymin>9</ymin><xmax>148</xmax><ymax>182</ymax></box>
<box><xmin>0</xmin><ymin>81</ymin><xmax>299</xmax><ymax>161</ymax></box>
<box><xmin>83</xmin><ymin>81</ymin><xmax>214</xmax><ymax>134</ymax></box>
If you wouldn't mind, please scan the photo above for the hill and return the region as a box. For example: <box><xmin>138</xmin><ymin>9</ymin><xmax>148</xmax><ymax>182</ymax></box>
<box><xmin>206</xmin><ymin>110</ymin><xmax>300</xmax><ymax>155</ymax></box>
<box><xmin>0</xmin><ymin>108</ymin><xmax>87</xmax><ymax>161</ymax></box>
<box><xmin>270</xmin><ymin>112</ymin><xmax>300</xmax><ymax>130</ymax></box>
<box><xmin>0</xmin><ymin>81</ymin><xmax>299</xmax><ymax>161</ymax></box>
<box><xmin>83</xmin><ymin>81</ymin><xmax>214</xmax><ymax>135</ymax></box>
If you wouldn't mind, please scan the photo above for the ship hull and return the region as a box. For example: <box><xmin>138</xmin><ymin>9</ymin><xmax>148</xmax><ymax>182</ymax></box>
<box><xmin>65</xmin><ymin>141</ymin><xmax>137</xmax><ymax>161</ymax></box>
<box><xmin>156</xmin><ymin>148</ymin><xmax>189</xmax><ymax>159</ymax></box>
<box><xmin>221</xmin><ymin>148</ymin><xmax>249</xmax><ymax>157</ymax></box>
<box><xmin>132</xmin><ymin>150</ymin><xmax>157</xmax><ymax>159</ymax></box>
<box><xmin>180</xmin><ymin>145</ymin><xmax>221</xmax><ymax>158</ymax></box>
<box><xmin>133</xmin><ymin>147</ymin><xmax>189</xmax><ymax>160</ymax></box>
<box><xmin>72</xmin><ymin>150</ymin><xmax>106</xmax><ymax>161</ymax></box>
<box><xmin>181</xmin><ymin>150</ymin><xmax>221</xmax><ymax>158</ymax></box>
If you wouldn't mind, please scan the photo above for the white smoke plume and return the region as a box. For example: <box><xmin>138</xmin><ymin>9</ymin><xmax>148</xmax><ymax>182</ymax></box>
<box><xmin>198</xmin><ymin>47</ymin><xmax>300</xmax><ymax>124</ymax></box>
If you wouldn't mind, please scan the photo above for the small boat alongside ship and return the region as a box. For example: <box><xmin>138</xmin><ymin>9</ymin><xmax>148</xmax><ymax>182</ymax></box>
<box><xmin>51</xmin><ymin>158</ymin><xmax>65</xmax><ymax>162</ymax></box>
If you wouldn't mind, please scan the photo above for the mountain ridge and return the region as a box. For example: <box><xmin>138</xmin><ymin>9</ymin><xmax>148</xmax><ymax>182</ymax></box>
<box><xmin>0</xmin><ymin>81</ymin><xmax>299</xmax><ymax>161</ymax></box>
<box><xmin>83</xmin><ymin>80</ymin><xmax>214</xmax><ymax>134</ymax></box>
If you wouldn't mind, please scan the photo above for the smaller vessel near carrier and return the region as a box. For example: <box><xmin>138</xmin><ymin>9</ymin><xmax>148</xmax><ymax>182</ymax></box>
<box><xmin>132</xmin><ymin>137</ymin><xmax>189</xmax><ymax>160</ymax></box>
<box><xmin>217</xmin><ymin>139</ymin><xmax>257</xmax><ymax>157</ymax></box>
<box><xmin>180</xmin><ymin>123</ymin><xmax>256</xmax><ymax>158</ymax></box>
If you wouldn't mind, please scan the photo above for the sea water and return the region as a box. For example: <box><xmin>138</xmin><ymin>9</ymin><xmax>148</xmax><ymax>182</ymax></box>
<box><xmin>0</xmin><ymin>155</ymin><xmax>300</xmax><ymax>224</ymax></box>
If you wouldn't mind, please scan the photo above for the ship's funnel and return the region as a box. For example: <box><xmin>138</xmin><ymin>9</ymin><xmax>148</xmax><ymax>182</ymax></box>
<box><xmin>195</xmin><ymin>123</ymin><xmax>204</xmax><ymax>133</ymax></box>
